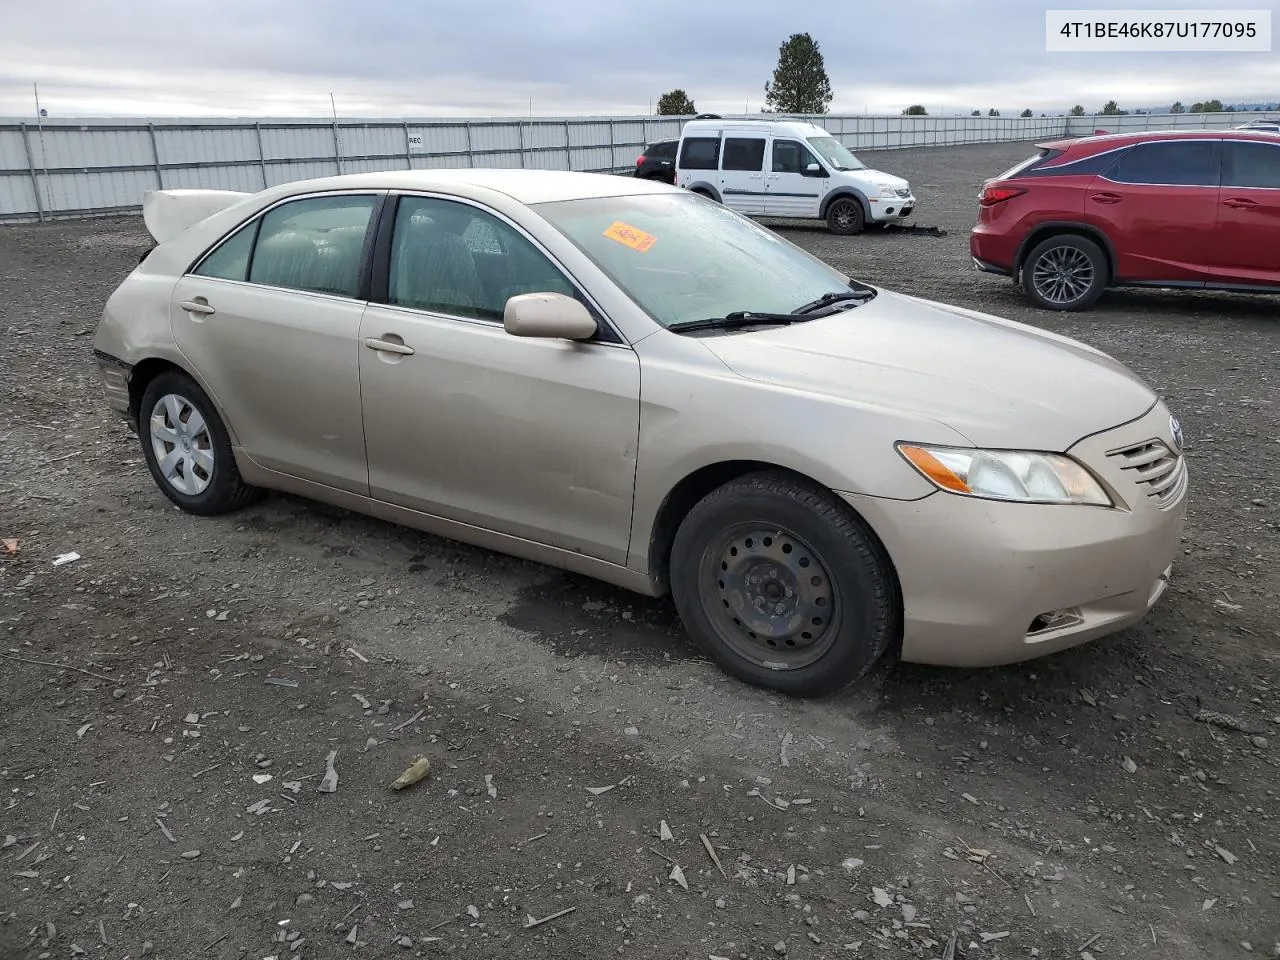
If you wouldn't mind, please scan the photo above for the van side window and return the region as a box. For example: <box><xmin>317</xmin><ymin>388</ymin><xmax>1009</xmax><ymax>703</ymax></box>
<box><xmin>680</xmin><ymin>137</ymin><xmax>721</xmax><ymax>170</ymax></box>
<box><xmin>772</xmin><ymin>140</ymin><xmax>818</xmax><ymax>174</ymax></box>
<box><xmin>722</xmin><ymin>138</ymin><xmax>766</xmax><ymax>172</ymax></box>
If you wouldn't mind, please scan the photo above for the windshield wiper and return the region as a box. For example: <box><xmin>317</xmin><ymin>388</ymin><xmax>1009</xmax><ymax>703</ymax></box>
<box><xmin>667</xmin><ymin>311</ymin><xmax>799</xmax><ymax>334</ymax></box>
<box><xmin>791</xmin><ymin>289</ymin><xmax>876</xmax><ymax>315</ymax></box>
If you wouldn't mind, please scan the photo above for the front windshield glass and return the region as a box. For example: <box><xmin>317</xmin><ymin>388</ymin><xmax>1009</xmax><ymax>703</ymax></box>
<box><xmin>806</xmin><ymin>136</ymin><xmax>866</xmax><ymax>171</ymax></box>
<box><xmin>533</xmin><ymin>192</ymin><xmax>858</xmax><ymax>329</ymax></box>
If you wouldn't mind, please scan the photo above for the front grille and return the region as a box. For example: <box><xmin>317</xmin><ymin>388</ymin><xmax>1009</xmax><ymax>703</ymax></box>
<box><xmin>1107</xmin><ymin>439</ymin><xmax>1187</xmax><ymax>509</ymax></box>
<box><xmin>895</xmin><ymin>188</ymin><xmax>911</xmax><ymax>198</ymax></box>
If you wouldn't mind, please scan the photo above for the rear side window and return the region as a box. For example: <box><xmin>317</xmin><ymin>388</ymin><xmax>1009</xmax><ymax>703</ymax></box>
<box><xmin>1223</xmin><ymin>140</ymin><xmax>1280</xmax><ymax>189</ymax></box>
<box><xmin>722</xmin><ymin>137</ymin><xmax>766</xmax><ymax>171</ymax></box>
<box><xmin>249</xmin><ymin>195</ymin><xmax>378</xmax><ymax>298</ymax></box>
<box><xmin>1106</xmin><ymin>140</ymin><xmax>1219</xmax><ymax>186</ymax></box>
<box><xmin>194</xmin><ymin>220</ymin><xmax>260</xmax><ymax>281</ymax></box>
<box><xmin>680</xmin><ymin>137</ymin><xmax>720</xmax><ymax>170</ymax></box>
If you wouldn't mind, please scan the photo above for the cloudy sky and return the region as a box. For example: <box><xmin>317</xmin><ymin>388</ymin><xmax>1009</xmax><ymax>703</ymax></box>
<box><xmin>1</xmin><ymin>0</ymin><xmax>1276</xmax><ymax>118</ymax></box>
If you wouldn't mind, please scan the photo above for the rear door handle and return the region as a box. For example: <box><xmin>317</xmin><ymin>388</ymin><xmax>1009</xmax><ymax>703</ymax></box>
<box><xmin>1223</xmin><ymin>197</ymin><xmax>1258</xmax><ymax>208</ymax></box>
<box><xmin>1089</xmin><ymin>192</ymin><xmax>1124</xmax><ymax>204</ymax></box>
<box><xmin>363</xmin><ymin>337</ymin><xmax>415</xmax><ymax>356</ymax></box>
<box><xmin>180</xmin><ymin>299</ymin><xmax>215</xmax><ymax>316</ymax></box>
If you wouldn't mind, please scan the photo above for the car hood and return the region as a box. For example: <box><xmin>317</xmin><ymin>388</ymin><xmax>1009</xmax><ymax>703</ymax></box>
<box><xmin>698</xmin><ymin>289</ymin><xmax>1157</xmax><ymax>451</ymax></box>
<box><xmin>855</xmin><ymin>168</ymin><xmax>909</xmax><ymax>189</ymax></box>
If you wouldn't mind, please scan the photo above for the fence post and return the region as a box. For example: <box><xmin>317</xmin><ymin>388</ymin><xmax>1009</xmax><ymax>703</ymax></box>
<box><xmin>19</xmin><ymin>122</ymin><xmax>46</xmax><ymax>223</ymax></box>
<box><xmin>403</xmin><ymin>121</ymin><xmax>413</xmax><ymax>170</ymax></box>
<box><xmin>254</xmin><ymin>122</ymin><xmax>268</xmax><ymax>188</ymax></box>
<box><xmin>607</xmin><ymin>118</ymin><xmax>615</xmax><ymax>172</ymax></box>
<box><xmin>464</xmin><ymin>121</ymin><xmax>474</xmax><ymax>168</ymax></box>
<box><xmin>332</xmin><ymin>120</ymin><xmax>344</xmax><ymax>174</ymax></box>
<box><xmin>564</xmin><ymin>119</ymin><xmax>572</xmax><ymax>171</ymax></box>
<box><xmin>147</xmin><ymin>122</ymin><xmax>163</xmax><ymax>190</ymax></box>
<box><xmin>518</xmin><ymin>120</ymin><xmax>527</xmax><ymax>168</ymax></box>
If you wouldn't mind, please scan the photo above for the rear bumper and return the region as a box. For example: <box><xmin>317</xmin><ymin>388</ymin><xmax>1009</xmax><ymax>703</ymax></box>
<box><xmin>969</xmin><ymin>228</ymin><xmax>1017</xmax><ymax>275</ymax></box>
<box><xmin>971</xmin><ymin>255</ymin><xmax>1012</xmax><ymax>277</ymax></box>
<box><xmin>93</xmin><ymin>349</ymin><xmax>134</xmax><ymax>427</ymax></box>
<box><xmin>839</xmin><ymin>404</ymin><xmax>1188</xmax><ymax>668</ymax></box>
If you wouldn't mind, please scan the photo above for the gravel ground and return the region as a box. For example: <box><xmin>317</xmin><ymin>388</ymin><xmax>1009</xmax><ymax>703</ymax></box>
<box><xmin>1</xmin><ymin>140</ymin><xmax>1278</xmax><ymax>960</ymax></box>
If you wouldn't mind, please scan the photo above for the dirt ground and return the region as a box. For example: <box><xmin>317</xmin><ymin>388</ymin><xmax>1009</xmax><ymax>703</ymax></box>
<box><xmin>1</xmin><ymin>141</ymin><xmax>1277</xmax><ymax>960</ymax></box>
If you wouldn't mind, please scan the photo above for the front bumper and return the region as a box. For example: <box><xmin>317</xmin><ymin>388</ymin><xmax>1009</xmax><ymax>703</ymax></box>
<box><xmin>867</xmin><ymin>193</ymin><xmax>915</xmax><ymax>221</ymax></box>
<box><xmin>841</xmin><ymin>402</ymin><xmax>1188</xmax><ymax>667</ymax></box>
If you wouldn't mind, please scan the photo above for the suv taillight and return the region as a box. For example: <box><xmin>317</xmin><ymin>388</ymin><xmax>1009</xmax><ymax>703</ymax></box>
<box><xmin>636</xmin><ymin>155</ymin><xmax>644</xmax><ymax>167</ymax></box>
<box><xmin>979</xmin><ymin>184</ymin><xmax>1026</xmax><ymax>206</ymax></box>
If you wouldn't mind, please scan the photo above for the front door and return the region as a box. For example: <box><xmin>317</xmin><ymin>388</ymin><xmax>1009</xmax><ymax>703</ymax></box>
<box><xmin>357</xmin><ymin>194</ymin><xmax>642</xmax><ymax>564</ymax></box>
<box><xmin>765</xmin><ymin>138</ymin><xmax>826</xmax><ymax>218</ymax></box>
<box><xmin>1089</xmin><ymin>138</ymin><xmax>1221</xmax><ymax>282</ymax></box>
<box><xmin>1211</xmin><ymin>138</ymin><xmax>1280</xmax><ymax>286</ymax></box>
<box><xmin>718</xmin><ymin>136</ymin><xmax>767</xmax><ymax>216</ymax></box>
<box><xmin>169</xmin><ymin>192</ymin><xmax>379</xmax><ymax>493</ymax></box>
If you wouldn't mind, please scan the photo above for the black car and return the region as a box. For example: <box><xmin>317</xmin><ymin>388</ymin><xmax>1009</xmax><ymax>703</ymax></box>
<box><xmin>633</xmin><ymin>139</ymin><xmax>677</xmax><ymax>183</ymax></box>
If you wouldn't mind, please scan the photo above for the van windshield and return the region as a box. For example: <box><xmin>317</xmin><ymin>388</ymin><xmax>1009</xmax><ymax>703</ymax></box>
<box><xmin>533</xmin><ymin>192</ymin><xmax>863</xmax><ymax>329</ymax></box>
<box><xmin>806</xmin><ymin>136</ymin><xmax>866</xmax><ymax>171</ymax></box>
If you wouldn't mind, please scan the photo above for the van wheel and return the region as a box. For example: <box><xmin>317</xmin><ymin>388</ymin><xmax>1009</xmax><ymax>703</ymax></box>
<box><xmin>826</xmin><ymin>198</ymin><xmax>865</xmax><ymax>235</ymax></box>
<box><xmin>1021</xmin><ymin>234</ymin><xmax>1108</xmax><ymax>311</ymax></box>
<box><xmin>669</xmin><ymin>471</ymin><xmax>899</xmax><ymax>697</ymax></box>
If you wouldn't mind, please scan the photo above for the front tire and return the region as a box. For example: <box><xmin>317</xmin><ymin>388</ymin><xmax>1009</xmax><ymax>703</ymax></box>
<box><xmin>826</xmin><ymin>197</ymin><xmax>865</xmax><ymax>235</ymax></box>
<box><xmin>1021</xmin><ymin>234</ymin><xmax>1108</xmax><ymax>311</ymax></box>
<box><xmin>669</xmin><ymin>472</ymin><xmax>899</xmax><ymax>697</ymax></box>
<box><xmin>138</xmin><ymin>370</ymin><xmax>260</xmax><ymax>516</ymax></box>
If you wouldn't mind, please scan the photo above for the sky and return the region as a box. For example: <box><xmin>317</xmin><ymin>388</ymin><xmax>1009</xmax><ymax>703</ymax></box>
<box><xmin>0</xmin><ymin>0</ymin><xmax>1276</xmax><ymax>118</ymax></box>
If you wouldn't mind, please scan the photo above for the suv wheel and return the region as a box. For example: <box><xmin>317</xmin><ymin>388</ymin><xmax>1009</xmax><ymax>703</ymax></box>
<box><xmin>826</xmin><ymin>198</ymin><xmax>865</xmax><ymax>235</ymax></box>
<box><xmin>669</xmin><ymin>471</ymin><xmax>899</xmax><ymax>697</ymax></box>
<box><xmin>1022</xmin><ymin>234</ymin><xmax>1108</xmax><ymax>311</ymax></box>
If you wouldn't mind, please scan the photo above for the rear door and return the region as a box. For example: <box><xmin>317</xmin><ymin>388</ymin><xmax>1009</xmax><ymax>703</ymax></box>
<box><xmin>718</xmin><ymin>135</ymin><xmax>768</xmax><ymax>215</ymax></box>
<box><xmin>764</xmin><ymin>138</ymin><xmax>826</xmax><ymax>218</ymax></box>
<box><xmin>1091</xmin><ymin>139</ymin><xmax>1220</xmax><ymax>282</ymax></box>
<box><xmin>1211</xmin><ymin>138</ymin><xmax>1280</xmax><ymax>286</ymax></box>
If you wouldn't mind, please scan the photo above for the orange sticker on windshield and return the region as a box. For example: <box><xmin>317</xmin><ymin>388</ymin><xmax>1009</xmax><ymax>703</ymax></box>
<box><xmin>603</xmin><ymin>221</ymin><xmax>657</xmax><ymax>252</ymax></box>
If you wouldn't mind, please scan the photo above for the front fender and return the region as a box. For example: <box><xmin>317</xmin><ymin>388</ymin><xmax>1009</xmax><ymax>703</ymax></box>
<box><xmin>820</xmin><ymin>187</ymin><xmax>871</xmax><ymax>219</ymax></box>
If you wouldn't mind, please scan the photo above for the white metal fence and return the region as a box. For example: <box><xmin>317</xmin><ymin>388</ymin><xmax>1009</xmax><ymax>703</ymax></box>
<box><xmin>0</xmin><ymin>111</ymin><xmax>1273</xmax><ymax>222</ymax></box>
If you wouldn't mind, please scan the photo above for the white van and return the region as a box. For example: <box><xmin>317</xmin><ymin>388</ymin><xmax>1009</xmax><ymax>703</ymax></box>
<box><xmin>673</xmin><ymin>117</ymin><xmax>915</xmax><ymax>235</ymax></box>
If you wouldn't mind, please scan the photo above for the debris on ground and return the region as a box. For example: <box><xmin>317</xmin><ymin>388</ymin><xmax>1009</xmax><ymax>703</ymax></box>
<box><xmin>389</xmin><ymin>757</ymin><xmax>431</xmax><ymax>790</ymax></box>
<box><xmin>317</xmin><ymin>750</ymin><xmax>339</xmax><ymax>793</ymax></box>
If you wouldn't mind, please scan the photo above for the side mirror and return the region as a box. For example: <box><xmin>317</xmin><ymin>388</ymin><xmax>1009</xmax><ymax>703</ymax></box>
<box><xmin>805</xmin><ymin>162</ymin><xmax>824</xmax><ymax>176</ymax></box>
<box><xmin>503</xmin><ymin>292</ymin><xmax>598</xmax><ymax>340</ymax></box>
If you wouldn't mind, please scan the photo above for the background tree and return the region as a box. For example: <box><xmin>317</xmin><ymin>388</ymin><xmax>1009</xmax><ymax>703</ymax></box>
<box><xmin>1020</xmin><ymin>108</ymin><xmax>1033</xmax><ymax>117</ymax></box>
<box><xmin>656</xmin><ymin>89</ymin><xmax>695</xmax><ymax>115</ymax></box>
<box><xmin>970</xmin><ymin>109</ymin><xmax>981</xmax><ymax>116</ymax></box>
<box><xmin>988</xmin><ymin>108</ymin><xmax>1000</xmax><ymax>117</ymax></box>
<box><xmin>764</xmin><ymin>33</ymin><xmax>833</xmax><ymax>114</ymax></box>
<box><xmin>1170</xmin><ymin>101</ymin><xmax>1185</xmax><ymax>113</ymax></box>
<box><xmin>902</xmin><ymin>104</ymin><xmax>927</xmax><ymax>115</ymax></box>
<box><xmin>1189</xmin><ymin>99</ymin><xmax>1223</xmax><ymax>112</ymax></box>
<box><xmin>1100</xmin><ymin>100</ymin><xmax>1126</xmax><ymax>115</ymax></box>
<box><xmin>1069</xmin><ymin>104</ymin><xmax>1086</xmax><ymax>116</ymax></box>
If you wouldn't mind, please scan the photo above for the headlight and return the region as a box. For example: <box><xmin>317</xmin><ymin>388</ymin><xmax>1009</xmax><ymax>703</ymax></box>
<box><xmin>897</xmin><ymin>444</ymin><xmax>1112</xmax><ymax>506</ymax></box>
<box><xmin>877</xmin><ymin>183</ymin><xmax>900</xmax><ymax>197</ymax></box>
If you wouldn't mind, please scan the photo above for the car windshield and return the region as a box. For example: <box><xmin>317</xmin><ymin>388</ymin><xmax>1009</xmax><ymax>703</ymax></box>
<box><xmin>806</xmin><ymin>136</ymin><xmax>866</xmax><ymax>171</ymax></box>
<box><xmin>533</xmin><ymin>192</ymin><xmax>862</xmax><ymax>329</ymax></box>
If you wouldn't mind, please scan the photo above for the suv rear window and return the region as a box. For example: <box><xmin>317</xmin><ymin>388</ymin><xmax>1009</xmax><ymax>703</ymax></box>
<box><xmin>1107</xmin><ymin>140</ymin><xmax>1219</xmax><ymax>186</ymax></box>
<box><xmin>679</xmin><ymin>137</ymin><xmax>720</xmax><ymax>170</ymax></box>
<box><xmin>648</xmin><ymin>141</ymin><xmax>677</xmax><ymax>159</ymax></box>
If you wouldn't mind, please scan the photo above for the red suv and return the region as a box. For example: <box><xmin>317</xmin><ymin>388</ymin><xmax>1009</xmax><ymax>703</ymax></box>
<box><xmin>969</xmin><ymin>130</ymin><xmax>1280</xmax><ymax>310</ymax></box>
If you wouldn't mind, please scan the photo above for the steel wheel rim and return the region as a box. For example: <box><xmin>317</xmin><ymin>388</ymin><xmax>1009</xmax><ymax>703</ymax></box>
<box><xmin>698</xmin><ymin>523</ymin><xmax>841</xmax><ymax>670</ymax></box>
<box><xmin>832</xmin><ymin>201</ymin><xmax>859</xmax><ymax>230</ymax></box>
<box><xmin>1032</xmin><ymin>246</ymin><xmax>1094</xmax><ymax>304</ymax></box>
<box><xmin>149</xmin><ymin>393</ymin><xmax>214</xmax><ymax>496</ymax></box>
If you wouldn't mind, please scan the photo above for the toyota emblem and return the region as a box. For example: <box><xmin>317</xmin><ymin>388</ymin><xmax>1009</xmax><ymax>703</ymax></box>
<box><xmin>1169</xmin><ymin>415</ymin><xmax>1184</xmax><ymax>453</ymax></box>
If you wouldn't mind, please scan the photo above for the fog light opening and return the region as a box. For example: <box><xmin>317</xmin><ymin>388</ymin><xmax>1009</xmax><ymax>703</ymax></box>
<box><xmin>1027</xmin><ymin>608</ymin><xmax>1083</xmax><ymax>634</ymax></box>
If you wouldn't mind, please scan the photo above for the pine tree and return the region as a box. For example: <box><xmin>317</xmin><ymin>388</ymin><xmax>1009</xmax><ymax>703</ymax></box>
<box><xmin>656</xmin><ymin>89</ymin><xmax>695</xmax><ymax>115</ymax></box>
<box><xmin>764</xmin><ymin>33</ymin><xmax>833</xmax><ymax>114</ymax></box>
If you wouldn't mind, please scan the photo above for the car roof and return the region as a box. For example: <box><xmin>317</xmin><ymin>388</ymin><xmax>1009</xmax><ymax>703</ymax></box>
<box><xmin>249</xmin><ymin>168</ymin><xmax>674</xmax><ymax>206</ymax></box>
<box><xmin>680</xmin><ymin>117</ymin><xmax>828</xmax><ymax>137</ymax></box>
<box><xmin>1035</xmin><ymin>128</ymin><xmax>1280</xmax><ymax>152</ymax></box>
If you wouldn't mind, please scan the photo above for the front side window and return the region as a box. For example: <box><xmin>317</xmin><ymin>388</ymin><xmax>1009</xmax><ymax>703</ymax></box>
<box><xmin>722</xmin><ymin>137</ymin><xmax>766</xmax><ymax>172</ymax></box>
<box><xmin>388</xmin><ymin>196</ymin><xmax>577</xmax><ymax>321</ymax></box>
<box><xmin>772</xmin><ymin>140</ymin><xmax>821</xmax><ymax>174</ymax></box>
<box><xmin>248</xmin><ymin>194</ymin><xmax>378</xmax><ymax>297</ymax></box>
<box><xmin>806</xmin><ymin>136</ymin><xmax>864</xmax><ymax>171</ymax></box>
<box><xmin>1107</xmin><ymin>140</ymin><xmax>1219</xmax><ymax>186</ymax></box>
<box><xmin>680</xmin><ymin>136</ymin><xmax>720</xmax><ymax>170</ymax></box>
<box><xmin>534</xmin><ymin>191</ymin><xmax>857</xmax><ymax>329</ymax></box>
<box><xmin>1223</xmin><ymin>140</ymin><xmax>1280</xmax><ymax>189</ymax></box>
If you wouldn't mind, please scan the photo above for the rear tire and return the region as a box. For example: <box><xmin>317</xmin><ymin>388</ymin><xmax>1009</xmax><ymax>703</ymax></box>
<box><xmin>826</xmin><ymin>197</ymin><xmax>865</xmax><ymax>235</ymax></box>
<box><xmin>669</xmin><ymin>471</ymin><xmax>899</xmax><ymax>697</ymax></box>
<box><xmin>138</xmin><ymin>370</ymin><xmax>260</xmax><ymax>516</ymax></box>
<box><xmin>1021</xmin><ymin>234</ymin><xmax>1108</xmax><ymax>311</ymax></box>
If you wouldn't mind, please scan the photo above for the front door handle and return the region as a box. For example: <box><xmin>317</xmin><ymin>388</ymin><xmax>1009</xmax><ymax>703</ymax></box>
<box><xmin>363</xmin><ymin>337</ymin><xmax>415</xmax><ymax>356</ymax></box>
<box><xmin>1089</xmin><ymin>192</ymin><xmax>1124</xmax><ymax>204</ymax></box>
<box><xmin>1223</xmin><ymin>197</ymin><xmax>1258</xmax><ymax>208</ymax></box>
<box><xmin>180</xmin><ymin>298</ymin><xmax>215</xmax><ymax>316</ymax></box>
